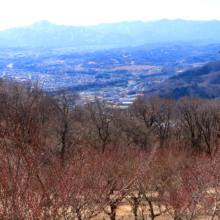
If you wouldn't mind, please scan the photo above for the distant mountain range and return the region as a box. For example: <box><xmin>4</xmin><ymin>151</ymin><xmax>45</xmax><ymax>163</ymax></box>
<box><xmin>146</xmin><ymin>60</ymin><xmax>220</xmax><ymax>99</ymax></box>
<box><xmin>0</xmin><ymin>19</ymin><xmax>220</xmax><ymax>47</ymax></box>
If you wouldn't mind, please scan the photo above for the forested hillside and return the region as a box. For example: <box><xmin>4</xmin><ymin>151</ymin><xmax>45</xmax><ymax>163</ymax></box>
<box><xmin>1</xmin><ymin>80</ymin><xmax>220</xmax><ymax>219</ymax></box>
<box><xmin>146</xmin><ymin>59</ymin><xmax>220</xmax><ymax>99</ymax></box>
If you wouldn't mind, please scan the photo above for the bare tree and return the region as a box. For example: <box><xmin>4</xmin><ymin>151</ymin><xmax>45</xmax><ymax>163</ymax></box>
<box><xmin>52</xmin><ymin>89</ymin><xmax>79</xmax><ymax>160</ymax></box>
<box><xmin>130</xmin><ymin>95</ymin><xmax>174</xmax><ymax>148</ymax></box>
<box><xmin>85</xmin><ymin>98</ymin><xmax>119</xmax><ymax>152</ymax></box>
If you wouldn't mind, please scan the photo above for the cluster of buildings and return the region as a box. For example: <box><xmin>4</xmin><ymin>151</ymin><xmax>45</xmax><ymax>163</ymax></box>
<box><xmin>0</xmin><ymin>49</ymin><xmax>170</xmax><ymax>107</ymax></box>
<box><xmin>0</xmin><ymin>62</ymin><xmax>169</xmax><ymax>107</ymax></box>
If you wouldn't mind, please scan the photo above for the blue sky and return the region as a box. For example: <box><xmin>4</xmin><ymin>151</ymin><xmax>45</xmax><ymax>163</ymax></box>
<box><xmin>0</xmin><ymin>0</ymin><xmax>220</xmax><ymax>30</ymax></box>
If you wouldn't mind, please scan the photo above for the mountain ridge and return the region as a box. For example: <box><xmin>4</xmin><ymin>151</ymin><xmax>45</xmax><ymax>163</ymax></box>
<box><xmin>0</xmin><ymin>19</ymin><xmax>220</xmax><ymax>47</ymax></box>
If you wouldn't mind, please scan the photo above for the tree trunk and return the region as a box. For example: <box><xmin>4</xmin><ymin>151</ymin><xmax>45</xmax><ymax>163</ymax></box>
<box><xmin>110</xmin><ymin>203</ymin><xmax>117</xmax><ymax>220</ymax></box>
<box><xmin>133</xmin><ymin>197</ymin><xmax>139</xmax><ymax>220</ymax></box>
<box><xmin>60</xmin><ymin>122</ymin><xmax>68</xmax><ymax>160</ymax></box>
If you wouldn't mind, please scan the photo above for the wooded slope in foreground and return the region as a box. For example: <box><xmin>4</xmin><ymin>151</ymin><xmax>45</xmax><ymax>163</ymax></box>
<box><xmin>1</xmin><ymin>80</ymin><xmax>220</xmax><ymax>219</ymax></box>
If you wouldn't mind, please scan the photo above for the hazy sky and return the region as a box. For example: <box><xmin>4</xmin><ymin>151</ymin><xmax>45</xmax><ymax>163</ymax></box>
<box><xmin>0</xmin><ymin>0</ymin><xmax>220</xmax><ymax>30</ymax></box>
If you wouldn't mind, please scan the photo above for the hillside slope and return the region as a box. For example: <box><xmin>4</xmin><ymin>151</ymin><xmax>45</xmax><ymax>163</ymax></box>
<box><xmin>146</xmin><ymin>60</ymin><xmax>220</xmax><ymax>99</ymax></box>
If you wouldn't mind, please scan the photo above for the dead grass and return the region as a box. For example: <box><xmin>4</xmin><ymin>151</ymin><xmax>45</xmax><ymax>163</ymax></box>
<box><xmin>95</xmin><ymin>200</ymin><xmax>216</xmax><ymax>220</ymax></box>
